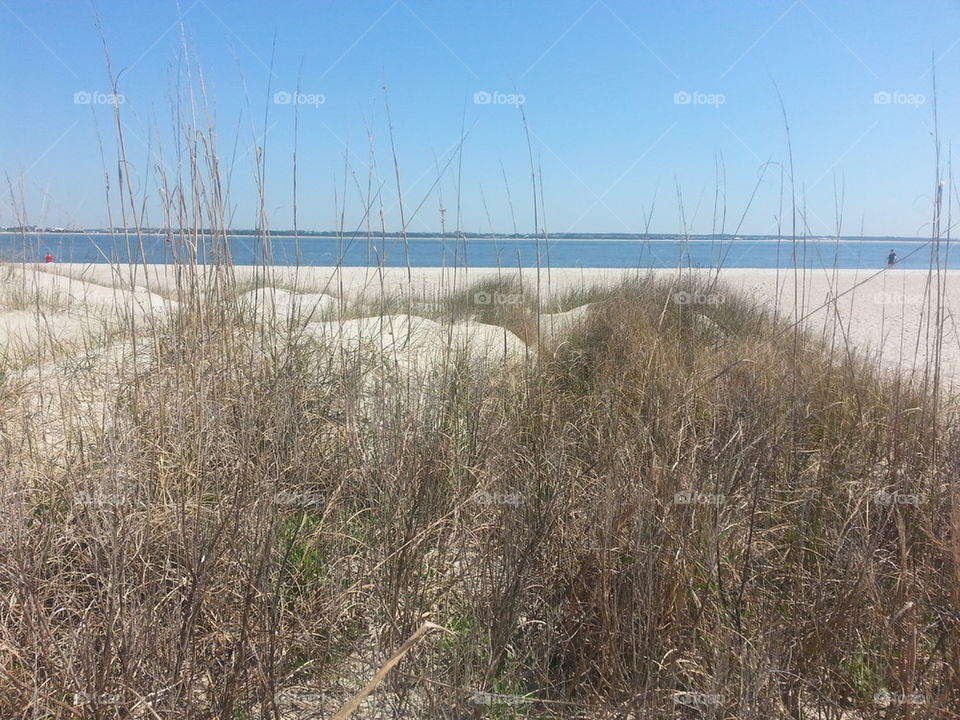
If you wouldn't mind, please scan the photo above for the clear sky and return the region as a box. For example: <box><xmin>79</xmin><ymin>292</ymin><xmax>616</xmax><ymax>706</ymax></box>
<box><xmin>2</xmin><ymin>0</ymin><xmax>958</xmax><ymax>237</ymax></box>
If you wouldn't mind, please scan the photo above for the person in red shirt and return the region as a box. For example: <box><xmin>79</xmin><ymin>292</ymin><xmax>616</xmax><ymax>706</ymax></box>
<box><xmin>44</xmin><ymin>253</ymin><xmax>54</xmax><ymax>263</ymax></box>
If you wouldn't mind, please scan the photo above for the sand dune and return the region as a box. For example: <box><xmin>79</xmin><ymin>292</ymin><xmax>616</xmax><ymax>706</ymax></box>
<box><xmin>4</xmin><ymin>263</ymin><xmax>958</xmax><ymax>384</ymax></box>
<box><xmin>1</xmin><ymin>261</ymin><xmax>955</xmax><ymax>713</ymax></box>
<box><xmin>0</xmin><ymin>264</ymin><xmax>176</xmax><ymax>350</ymax></box>
<box><xmin>238</xmin><ymin>287</ymin><xmax>339</xmax><ymax>321</ymax></box>
<box><xmin>305</xmin><ymin>313</ymin><xmax>528</xmax><ymax>367</ymax></box>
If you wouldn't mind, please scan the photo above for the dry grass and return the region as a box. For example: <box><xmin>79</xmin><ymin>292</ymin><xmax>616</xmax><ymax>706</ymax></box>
<box><xmin>0</xmin><ymin>266</ymin><xmax>957</xmax><ymax>719</ymax></box>
<box><xmin>0</xmin><ymin>38</ymin><xmax>957</xmax><ymax>719</ymax></box>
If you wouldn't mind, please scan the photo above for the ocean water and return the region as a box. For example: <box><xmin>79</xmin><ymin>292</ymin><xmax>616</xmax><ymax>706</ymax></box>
<box><xmin>2</xmin><ymin>233</ymin><xmax>956</xmax><ymax>270</ymax></box>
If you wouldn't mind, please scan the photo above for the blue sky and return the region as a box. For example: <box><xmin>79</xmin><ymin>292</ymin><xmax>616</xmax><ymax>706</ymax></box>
<box><xmin>1</xmin><ymin>0</ymin><xmax>958</xmax><ymax>236</ymax></box>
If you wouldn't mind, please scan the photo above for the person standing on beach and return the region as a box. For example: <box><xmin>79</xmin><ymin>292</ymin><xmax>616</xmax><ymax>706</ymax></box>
<box><xmin>44</xmin><ymin>253</ymin><xmax>54</xmax><ymax>263</ymax></box>
<box><xmin>887</xmin><ymin>249</ymin><xmax>897</xmax><ymax>268</ymax></box>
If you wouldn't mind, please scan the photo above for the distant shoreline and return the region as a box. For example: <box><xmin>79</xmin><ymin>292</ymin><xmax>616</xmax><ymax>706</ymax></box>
<box><xmin>0</xmin><ymin>231</ymin><xmax>937</xmax><ymax>244</ymax></box>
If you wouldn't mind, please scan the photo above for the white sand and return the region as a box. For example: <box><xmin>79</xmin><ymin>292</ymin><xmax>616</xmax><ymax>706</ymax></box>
<box><xmin>2</xmin><ymin>262</ymin><xmax>956</xmax><ymax>459</ymax></box>
<box><xmin>228</xmin><ymin>264</ymin><xmax>959</xmax><ymax>382</ymax></box>
<box><xmin>3</xmin><ymin>263</ymin><xmax>959</xmax><ymax>384</ymax></box>
<box><xmin>304</xmin><ymin>314</ymin><xmax>527</xmax><ymax>365</ymax></box>
<box><xmin>539</xmin><ymin>303</ymin><xmax>596</xmax><ymax>338</ymax></box>
<box><xmin>237</xmin><ymin>287</ymin><xmax>339</xmax><ymax>321</ymax></box>
<box><xmin>311</xmin><ymin>265</ymin><xmax>958</xmax><ymax>383</ymax></box>
<box><xmin>0</xmin><ymin>310</ymin><xmax>91</xmax><ymax>348</ymax></box>
<box><xmin>710</xmin><ymin>267</ymin><xmax>960</xmax><ymax>383</ymax></box>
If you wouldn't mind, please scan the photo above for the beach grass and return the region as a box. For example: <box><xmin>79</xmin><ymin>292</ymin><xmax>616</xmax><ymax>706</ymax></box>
<box><xmin>0</xmin><ymin>41</ymin><xmax>957</xmax><ymax>720</ymax></box>
<box><xmin>0</xmin><ymin>260</ymin><xmax>957</xmax><ymax>719</ymax></box>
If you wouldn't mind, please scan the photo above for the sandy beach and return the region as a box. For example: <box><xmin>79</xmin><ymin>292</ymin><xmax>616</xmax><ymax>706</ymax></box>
<box><xmin>4</xmin><ymin>263</ymin><xmax>955</xmax><ymax>716</ymax></box>
<box><xmin>10</xmin><ymin>2</ymin><xmax>960</xmax><ymax>713</ymax></box>
<box><xmin>4</xmin><ymin>262</ymin><xmax>957</xmax><ymax>384</ymax></box>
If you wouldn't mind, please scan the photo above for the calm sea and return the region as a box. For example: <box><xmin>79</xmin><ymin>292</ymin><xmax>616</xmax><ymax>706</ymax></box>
<box><xmin>1</xmin><ymin>233</ymin><xmax>955</xmax><ymax>270</ymax></box>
